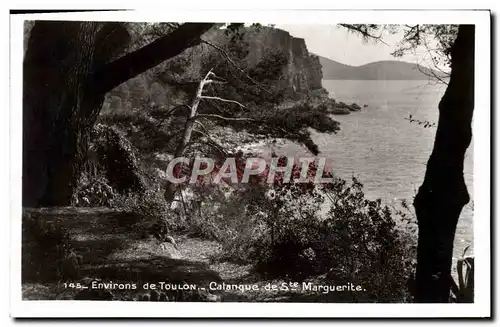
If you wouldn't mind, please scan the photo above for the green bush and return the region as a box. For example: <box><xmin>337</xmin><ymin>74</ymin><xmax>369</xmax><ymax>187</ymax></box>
<box><xmin>108</xmin><ymin>188</ymin><xmax>181</xmax><ymax>231</ymax></box>
<box><xmin>180</xmin><ymin>184</ymin><xmax>266</xmax><ymax>247</ymax></box>
<box><xmin>250</xmin><ymin>177</ymin><xmax>416</xmax><ymax>301</ymax></box>
<box><xmin>188</xmin><ymin>174</ymin><xmax>416</xmax><ymax>302</ymax></box>
<box><xmin>72</xmin><ymin>174</ymin><xmax>116</xmax><ymax>207</ymax></box>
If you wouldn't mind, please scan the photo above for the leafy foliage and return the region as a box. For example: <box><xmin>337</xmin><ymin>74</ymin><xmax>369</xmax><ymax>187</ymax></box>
<box><xmin>339</xmin><ymin>24</ymin><xmax>457</xmax><ymax>84</ymax></box>
<box><xmin>450</xmin><ymin>246</ymin><xmax>474</xmax><ymax>303</ymax></box>
<box><xmin>392</xmin><ymin>25</ymin><xmax>458</xmax><ymax>68</ymax></box>
<box><xmin>176</xmin><ymin>156</ymin><xmax>416</xmax><ymax>302</ymax></box>
<box><xmin>109</xmin><ymin>189</ymin><xmax>175</xmax><ymax>227</ymax></box>
<box><xmin>390</xmin><ymin>24</ymin><xmax>457</xmax><ymax>84</ymax></box>
<box><xmin>72</xmin><ymin>174</ymin><xmax>116</xmax><ymax>207</ymax></box>
<box><xmin>100</xmin><ymin>24</ymin><xmax>341</xmax><ymax>161</ymax></box>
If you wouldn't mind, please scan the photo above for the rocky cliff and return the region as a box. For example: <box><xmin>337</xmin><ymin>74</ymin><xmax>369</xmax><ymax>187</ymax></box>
<box><xmin>103</xmin><ymin>25</ymin><xmax>326</xmax><ymax>112</ymax></box>
<box><xmin>242</xmin><ymin>26</ymin><xmax>324</xmax><ymax>95</ymax></box>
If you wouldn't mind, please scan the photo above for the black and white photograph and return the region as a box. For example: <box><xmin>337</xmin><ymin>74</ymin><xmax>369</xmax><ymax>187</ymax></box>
<box><xmin>8</xmin><ymin>9</ymin><xmax>491</xmax><ymax>318</ymax></box>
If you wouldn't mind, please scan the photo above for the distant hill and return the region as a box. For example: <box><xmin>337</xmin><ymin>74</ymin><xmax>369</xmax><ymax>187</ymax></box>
<box><xmin>317</xmin><ymin>55</ymin><xmax>446</xmax><ymax>80</ymax></box>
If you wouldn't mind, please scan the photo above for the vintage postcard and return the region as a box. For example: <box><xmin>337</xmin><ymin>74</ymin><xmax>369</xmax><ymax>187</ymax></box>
<box><xmin>9</xmin><ymin>9</ymin><xmax>491</xmax><ymax>318</ymax></box>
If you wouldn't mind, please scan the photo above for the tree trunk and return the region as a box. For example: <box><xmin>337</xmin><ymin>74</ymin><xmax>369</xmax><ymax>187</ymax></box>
<box><xmin>164</xmin><ymin>71</ymin><xmax>211</xmax><ymax>202</ymax></box>
<box><xmin>413</xmin><ymin>25</ymin><xmax>475</xmax><ymax>303</ymax></box>
<box><xmin>23</xmin><ymin>21</ymin><xmax>214</xmax><ymax>207</ymax></box>
<box><xmin>23</xmin><ymin>21</ymin><xmax>105</xmax><ymax>207</ymax></box>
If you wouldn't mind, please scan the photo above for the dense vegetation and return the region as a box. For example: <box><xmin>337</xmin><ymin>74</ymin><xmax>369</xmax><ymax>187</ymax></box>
<box><xmin>23</xmin><ymin>22</ymin><xmax>475</xmax><ymax>303</ymax></box>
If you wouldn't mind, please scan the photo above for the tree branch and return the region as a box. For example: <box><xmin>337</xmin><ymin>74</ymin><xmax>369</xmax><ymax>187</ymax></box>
<box><xmin>164</xmin><ymin>104</ymin><xmax>192</xmax><ymax>117</ymax></box>
<box><xmin>204</xmin><ymin>80</ymin><xmax>228</xmax><ymax>85</ymax></box>
<box><xmin>193</xmin><ymin>120</ymin><xmax>210</xmax><ymax>133</ymax></box>
<box><xmin>94</xmin><ymin>23</ymin><xmax>214</xmax><ymax>93</ymax></box>
<box><xmin>201</xmin><ymin>39</ymin><xmax>272</xmax><ymax>94</ymax></box>
<box><xmin>411</xmin><ymin>38</ymin><xmax>450</xmax><ymax>86</ymax></box>
<box><xmin>200</xmin><ymin>95</ymin><xmax>247</xmax><ymax>109</ymax></box>
<box><xmin>339</xmin><ymin>24</ymin><xmax>389</xmax><ymax>46</ymax></box>
<box><xmin>416</xmin><ymin>62</ymin><xmax>449</xmax><ymax>86</ymax></box>
<box><xmin>194</xmin><ymin>114</ymin><xmax>255</xmax><ymax>122</ymax></box>
<box><xmin>191</xmin><ymin>129</ymin><xmax>228</xmax><ymax>156</ymax></box>
<box><xmin>156</xmin><ymin>104</ymin><xmax>192</xmax><ymax>128</ymax></box>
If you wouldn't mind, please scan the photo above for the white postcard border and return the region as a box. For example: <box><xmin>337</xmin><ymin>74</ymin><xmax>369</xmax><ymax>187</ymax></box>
<box><xmin>9</xmin><ymin>9</ymin><xmax>491</xmax><ymax>318</ymax></box>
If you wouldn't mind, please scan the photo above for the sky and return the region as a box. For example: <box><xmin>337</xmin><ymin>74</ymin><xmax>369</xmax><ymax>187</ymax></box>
<box><xmin>277</xmin><ymin>24</ymin><xmax>427</xmax><ymax>67</ymax></box>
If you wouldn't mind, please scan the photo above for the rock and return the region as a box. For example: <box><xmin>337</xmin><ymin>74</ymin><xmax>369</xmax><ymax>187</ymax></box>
<box><xmin>109</xmin><ymin>96</ymin><xmax>123</xmax><ymax>112</ymax></box>
<box><xmin>310</xmin><ymin>88</ymin><xmax>329</xmax><ymax>98</ymax></box>
<box><xmin>337</xmin><ymin>101</ymin><xmax>348</xmax><ymax>109</ymax></box>
<box><xmin>349</xmin><ymin>103</ymin><xmax>361</xmax><ymax>111</ymax></box>
<box><xmin>160</xmin><ymin>242</ymin><xmax>183</xmax><ymax>259</ymax></box>
<box><xmin>307</xmin><ymin>97</ymin><xmax>348</xmax><ymax>115</ymax></box>
<box><xmin>240</xmin><ymin>26</ymin><xmax>324</xmax><ymax>98</ymax></box>
<box><xmin>329</xmin><ymin>107</ymin><xmax>351</xmax><ymax>115</ymax></box>
<box><xmin>333</xmin><ymin>101</ymin><xmax>362</xmax><ymax>112</ymax></box>
<box><xmin>150</xmin><ymin>82</ymin><xmax>166</xmax><ymax>105</ymax></box>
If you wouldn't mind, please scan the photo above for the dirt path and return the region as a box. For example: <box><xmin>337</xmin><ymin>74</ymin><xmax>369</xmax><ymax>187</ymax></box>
<box><xmin>174</xmin><ymin>235</ymin><xmax>324</xmax><ymax>302</ymax></box>
<box><xmin>22</xmin><ymin>207</ymin><xmax>323</xmax><ymax>302</ymax></box>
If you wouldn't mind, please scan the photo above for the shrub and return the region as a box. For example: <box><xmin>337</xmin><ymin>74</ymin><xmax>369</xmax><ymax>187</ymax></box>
<box><xmin>187</xmin><ymin>163</ymin><xmax>416</xmax><ymax>302</ymax></box>
<box><xmin>248</xmin><ymin>178</ymin><xmax>416</xmax><ymax>302</ymax></box>
<box><xmin>180</xmin><ymin>183</ymin><xmax>266</xmax><ymax>247</ymax></box>
<box><xmin>320</xmin><ymin>178</ymin><xmax>416</xmax><ymax>302</ymax></box>
<box><xmin>108</xmin><ymin>188</ymin><xmax>180</xmax><ymax>232</ymax></box>
<box><xmin>72</xmin><ymin>174</ymin><xmax>116</xmax><ymax>207</ymax></box>
<box><xmin>250</xmin><ymin>217</ymin><xmax>329</xmax><ymax>279</ymax></box>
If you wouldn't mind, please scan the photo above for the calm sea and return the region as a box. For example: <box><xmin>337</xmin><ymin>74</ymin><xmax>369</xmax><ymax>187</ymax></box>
<box><xmin>281</xmin><ymin>79</ymin><xmax>474</xmax><ymax>262</ymax></box>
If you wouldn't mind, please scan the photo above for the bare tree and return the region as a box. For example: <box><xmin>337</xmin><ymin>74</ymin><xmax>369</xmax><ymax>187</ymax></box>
<box><xmin>163</xmin><ymin>67</ymin><xmax>252</xmax><ymax>202</ymax></box>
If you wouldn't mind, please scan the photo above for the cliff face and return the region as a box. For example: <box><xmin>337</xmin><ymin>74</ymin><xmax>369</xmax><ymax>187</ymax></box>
<box><xmin>104</xmin><ymin>25</ymin><xmax>325</xmax><ymax>112</ymax></box>
<box><xmin>244</xmin><ymin>26</ymin><xmax>324</xmax><ymax>96</ymax></box>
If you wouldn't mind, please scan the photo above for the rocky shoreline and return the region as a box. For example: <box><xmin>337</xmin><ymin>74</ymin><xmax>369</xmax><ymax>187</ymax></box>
<box><xmin>312</xmin><ymin>96</ymin><xmax>365</xmax><ymax>115</ymax></box>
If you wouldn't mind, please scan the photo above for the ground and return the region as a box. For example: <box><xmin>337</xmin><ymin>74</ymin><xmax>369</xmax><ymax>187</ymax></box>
<box><xmin>21</xmin><ymin>207</ymin><xmax>334</xmax><ymax>302</ymax></box>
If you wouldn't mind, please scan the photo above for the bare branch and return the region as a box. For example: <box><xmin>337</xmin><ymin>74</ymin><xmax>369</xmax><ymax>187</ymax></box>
<box><xmin>164</xmin><ymin>104</ymin><xmax>191</xmax><ymax>117</ymax></box>
<box><xmin>201</xmin><ymin>39</ymin><xmax>272</xmax><ymax>94</ymax></box>
<box><xmin>204</xmin><ymin>80</ymin><xmax>228</xmax><ymax>85</ymax></box>
<box><xmin>193</xmin><ymin>120</ymin><xmax>210</xmax><ymax>133</ymax></box>
<box><xmin>201</xmin><ymin>68</ymin><xmax>213</xmax><ymax>83</ymax></box>
<box><xmin>339</xmin><ymin>24</ymin><xmax>389</xmax><ymax>46</ymax></box>
<box><xmin>200</xmin><ymin>95</ymin><xmax>247</xmax><ymax>109</ymax></box>
<box><xmin>208</xmin><ymin>71</ymin><xmax>226</xmax><ymax>82</ymax></box>
<box><xmin>192</xmin><ymin>128</ymin><xmax>211</xmax><ymax>139</ymax></box>
<box><xmin>156</xmin><ymin>104</ymin><xmax>191</xmax><ymax>127</ymax></box>
<box><xmin>194</xmin><ymin>114</ymin><xmax>255</xmax><ymax>122</ymax></box>
<box><xmin>422</xmin><ymin>38</ymin><xmax>451</xmax><ymax>76</ymax></box>
<box><xmin>192</xmin><ymin>129</ymin><xmax>228</xmax><ymax>156</ymax></box>
<box><xmin>416</xmin><ymin>62</ymin><xmax>449</xmax><ymax>85</ymax></box>
<box><xmin>414</xmin><ymin>38</ymin><xmax>450</xmax><ymax>85</ymax></box>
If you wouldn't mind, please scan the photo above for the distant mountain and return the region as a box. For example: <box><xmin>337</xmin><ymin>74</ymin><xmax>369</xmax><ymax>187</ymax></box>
<box><xmin>317</xmin><ymin>55</ymin><xmax>446</xmax><ymax>80</ymax></box>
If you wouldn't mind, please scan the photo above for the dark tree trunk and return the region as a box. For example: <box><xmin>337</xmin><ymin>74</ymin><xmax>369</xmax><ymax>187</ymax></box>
<box><xmin>22</xmin><ymin>21</ymin><xmax>214</xmax><ymax>207</ymax></box>
<box><xmin>413</xmin><ymin>25</ymin><xmax>475</xmax><ymax>303</ymax></box>
<box><xmin>23</xmin><ymin>21</ymin><xmax>105</xmax><ymax>207</ymax></box>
